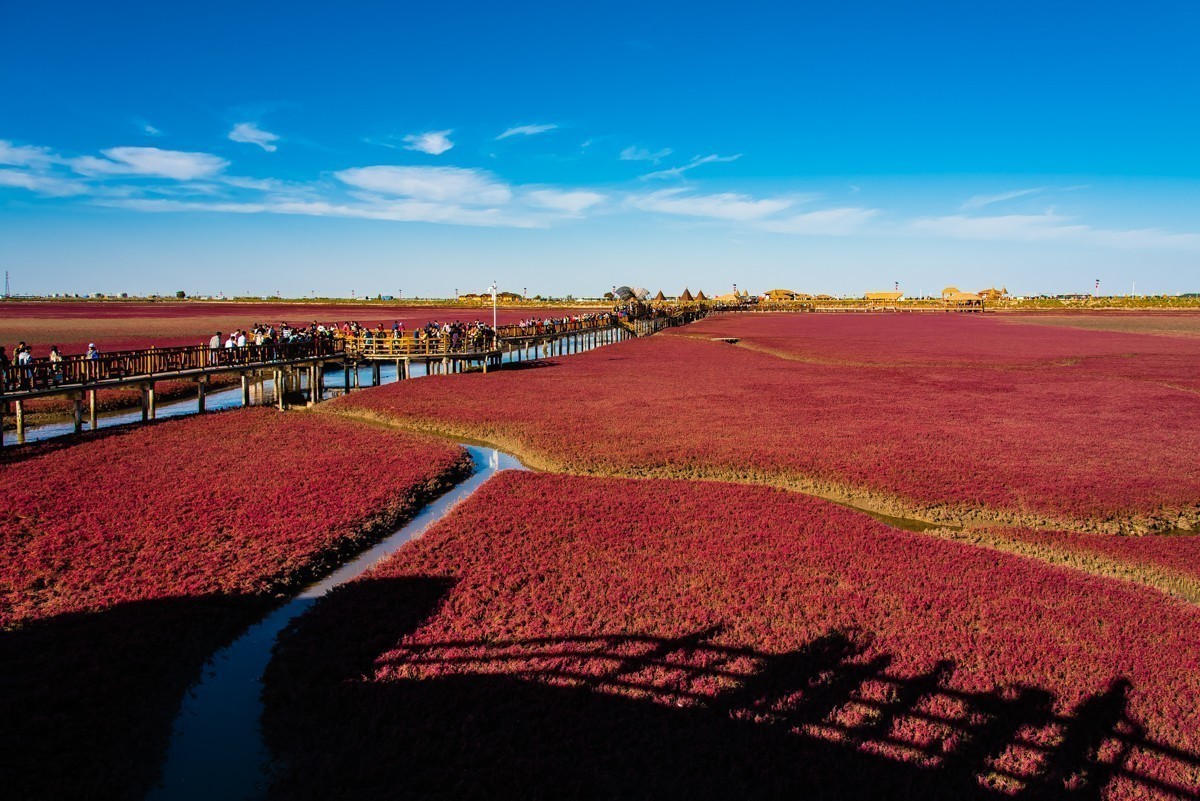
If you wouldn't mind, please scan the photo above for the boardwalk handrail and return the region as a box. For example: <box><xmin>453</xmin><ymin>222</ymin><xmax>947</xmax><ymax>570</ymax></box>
<box><xmin>1</xmin><ymin>339</ymin><xmax>343</xmax><ymax>396</ymax></box>
<box><xmin>340</xmin><ymin>314</ymin><xmax>621</xmax><ymax>358</ymax></box>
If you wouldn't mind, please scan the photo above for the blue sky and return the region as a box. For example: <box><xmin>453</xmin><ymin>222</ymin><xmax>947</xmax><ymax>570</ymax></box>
<box><xmin>2</xmin><ymin>0</ymin><xmax>1199</xmax><ymax>297</ymax></box>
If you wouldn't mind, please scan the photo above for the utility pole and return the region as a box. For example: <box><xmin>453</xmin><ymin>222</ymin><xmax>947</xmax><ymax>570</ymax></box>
<box><xmin>4</xmin><ymin>270</ymin><xmax>10</xmax><ymax>298</ymax></box>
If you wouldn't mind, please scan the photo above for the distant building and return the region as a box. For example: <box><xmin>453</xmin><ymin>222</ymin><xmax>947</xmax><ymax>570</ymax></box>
<box><xmin>864</xmin><ymin>291</ymin><xmax>904</xmax><ymax>301</ymax></box>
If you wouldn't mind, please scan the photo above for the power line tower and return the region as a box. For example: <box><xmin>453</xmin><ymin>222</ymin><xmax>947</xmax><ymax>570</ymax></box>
<box><xmin>4</xmin><ymin>270</ymin><xmax>9</xmax><ymax>298</ymax></box>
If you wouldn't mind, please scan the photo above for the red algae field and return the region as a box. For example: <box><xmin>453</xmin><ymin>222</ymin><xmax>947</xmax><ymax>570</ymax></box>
<box><xmin>330</xmin><ymin>312</ymin><xmax>1200</xmax><ymax>533</ymax></box>
<box><xmin>0</xmin><ymin>408</ymin><xmax>469</xmax><ymax>800</ymax></box>
<box><xmin>7</xmin><ymin>309</ymin><xmax>1200</xmax><ymax>800</ymax></box>
<box><xmin>264</xmin><ymin>471</ymin><xmax>1200</xmax><ymax>800</ymax></box>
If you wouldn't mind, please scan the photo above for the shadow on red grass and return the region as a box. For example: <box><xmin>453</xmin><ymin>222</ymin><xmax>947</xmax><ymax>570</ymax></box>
<box><xmin>263</xmin><ymin>577</ymin><xmax>1200</xmax><ymax>801</ymax></box>
<box><xmin>0</xmin><ymin>593</ymin><xmax>267</xmax><ymax>800</ymax></box>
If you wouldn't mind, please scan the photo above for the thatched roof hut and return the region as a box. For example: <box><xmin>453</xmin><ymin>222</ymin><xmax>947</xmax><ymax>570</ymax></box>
<box><xmin>695</xmin><ymin>290</ymin><xmax>707</xmax><ymax>301</ymax></box>
<box><xmin>679</xmin><ymin>288</ymin><xmax>694</xmax><ymax>302</ymax></box>
<box><xmin>764</xmin><ymin>288</ymin><xmax>799</xmax><ymax>301</ymax></box>
<box><xmin>865</xmin><ymin>291</ymin><xmax>904</xmax><ymax>301</ymax></box>
<box><xmin>654</xmin><ymin>290</ymin><xmax>666</xmax><ymax>302</ymax></box>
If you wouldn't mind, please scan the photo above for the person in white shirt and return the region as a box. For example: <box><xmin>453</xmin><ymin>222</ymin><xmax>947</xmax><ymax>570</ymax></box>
<box><xmin>236</xmin><ymin>330</ymin><xmax>247</xmax><ymax>348</ymax></box>
<box><xmin>209</xmin><ymin>332</ymin><xmax>222</xmax><ymax>349</ymax></box>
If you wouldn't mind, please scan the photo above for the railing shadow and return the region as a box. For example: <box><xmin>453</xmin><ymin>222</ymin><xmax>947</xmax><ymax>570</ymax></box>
<box><xmin>263</xmin><ymin>576</ymin><xmax>1200</xmax><ymax>800</ymax></box>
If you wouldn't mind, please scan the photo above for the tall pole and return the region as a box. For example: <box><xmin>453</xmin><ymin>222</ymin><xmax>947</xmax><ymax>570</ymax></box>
<box><xmin>490</xmin><ymin>281</ymin><xmax>497</xmax><ymax>330</ymax></box>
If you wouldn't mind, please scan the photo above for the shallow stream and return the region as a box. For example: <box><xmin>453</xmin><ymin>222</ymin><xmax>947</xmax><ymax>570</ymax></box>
<box><xmin>145</xmin><ymin>444</ymin><xmax>527</xmax><ymax>800</ymax></box>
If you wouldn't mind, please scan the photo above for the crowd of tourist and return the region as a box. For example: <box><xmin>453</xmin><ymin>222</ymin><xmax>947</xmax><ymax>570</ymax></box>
<box><xmin>2</xmin><ymin>308</ymin><xmax>657</xmax><ymax>392</ymax></box>
<box><xmin>1</xmin><ymin>342</ymin><xmax>69</xmax><ymax>391</ymax></box>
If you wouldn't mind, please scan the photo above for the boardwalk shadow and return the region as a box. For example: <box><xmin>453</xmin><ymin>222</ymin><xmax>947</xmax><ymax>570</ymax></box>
<box><xmin>0</xmin><ymin>593</ymin><xmax>268</xmax><ymax>801</ymax></box>
<box><xmin>494</xmin><ymin>358</ymin><xmax>562</xmax><ymax>372</ymax></box>
<box><xmin>263</xmin><ymin>576</ymin><xmax>1199</xmax><ymax>801</ymax></box>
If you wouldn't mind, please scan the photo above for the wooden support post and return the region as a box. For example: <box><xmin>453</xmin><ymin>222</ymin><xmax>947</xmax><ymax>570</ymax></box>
<box><xmin>343</xmin><ymin>364</ymin><xmax>351</xmax><ymax>393</ymax></box>
<box><xmin>73</xmin><ymin>393</ymin><xmax>84</xmax><ymax>434</ymax></box>
<box><xmin>372</xmin><ymin>362</ymin><xmax>381</xmax><ymax>386</ymax></box>
<box><xmin>148</xmin><ymin>382</ymin><xmax>157</xmax><ymax>420</ymax></box>
<box><xmin>353</xmin><ymin>365</ymin><xmax>360</xmax><ymax>389</ymax></box>
<box><xmin>395</xmin><ymin>359</ymin><xmax>403</xmax><ymax>381</ymax></box>
<box><xmin>197</xmin><ymin>377</ymin><xmax>207</xmax><ymax>413</ymax></box>
<box><xmin>89</xmin><ymin>389</ymin><xmax>97</xmax><ymax>431</ymax></box>
<box><xmin>276</xmin><ymin>370</ymin><xmax>286</xmax><ymax>410</ymax></box>
<box><xmin>140</xmin><ymin>385</ymin><xmax>150</xmax><ymax>422</ymax></box>
<box><xmin>15</xmin><ymin>400</ymin><xmax>26</xmax><ymax>444</ymax></box>
<box><xmin>242</xmin><ymin>373</ymin><xmax>251</xmax><ymax>406</ymax></box>
<box><xmin>0</xmin><ymin>402</ymin><xmax>5</xmax><ymax>448</ymax></box>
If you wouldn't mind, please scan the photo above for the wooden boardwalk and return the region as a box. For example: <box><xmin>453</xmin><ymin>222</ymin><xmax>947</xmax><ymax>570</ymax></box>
<box><xmin>0</xmin><ymin>312</ymin><xmax>663</xmax><ymax>446</ymax></box>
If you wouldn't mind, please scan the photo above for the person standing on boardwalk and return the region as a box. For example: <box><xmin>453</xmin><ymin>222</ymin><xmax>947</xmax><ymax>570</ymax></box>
<box><xmin>49</xmin><ymin>346</ymin><xmax>63</xmax><ymax>386</ymax></box>
<box><xmin>209</xmin><ymin>331</ymin><xmax>222</xmax><ymax>349</ymax></box>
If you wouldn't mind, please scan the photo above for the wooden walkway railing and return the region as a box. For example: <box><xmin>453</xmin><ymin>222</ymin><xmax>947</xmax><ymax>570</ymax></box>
<box><xmin>340</xmin><ymin>314</ymin><xmax>620</xmax><ymax>359</ymax></box>
<box><xmin>1</xmin><ymin>339</ymin><xmax>344</xmax><ymax>397</ymax></box>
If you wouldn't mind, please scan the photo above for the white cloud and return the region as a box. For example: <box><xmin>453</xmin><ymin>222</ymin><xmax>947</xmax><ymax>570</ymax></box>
<box><xmin>497</xmin><ymin>124</ymin><xmax>558</xmax><ymax>139</ymax></box>
<box><xmin>642</xmin><ymin>153</ymin><xmax>741</xmax><ymax>180</ymax></box>
<box><xmin>97</xmin><ymin>196</ymin><xmax>544</xmax><ymax>228</ymax></box>
<box><xmin>630</xmin><ymin>189</ymin><xmax>794</xmax><ymax>221</ymax></box>
<box><xmin>402</xmin><ymin>130</ymin><xmax>454</xmax><ymax>155</ymax></box>
<box><xmin>960</xmin><ymin>187</ymin><xmax>1047</xmax><ymax>210</ymax></box>
<box><xmin>228</xmin><ymin>122</ymin><xmax>280</xmax><ymax>152</ymax></box>
<box><xmin>620</xmin><ymin>145</ymin><xmax>672</xmax><ymax>163</ymax></box>
<box><xmin>71</xmin><ymin>147</ymin><xmax>229</xmax><ymax>180</ymax></box>
<box><xmin>0</xmin><ymin>140</ymin><xmax>55</xmax><ymax>168</ymax></box>
<box><xmin>912</xmin><ymin>212</ymin><xmax>1087</xmax><ymax>242</ymax></box>
<box><xmin>524</xmin><ymin>188</ymin><xmax>606</xmax><ymax>214</ymax></box>
<box><xmin>143</xmin><ymin>124</ymin><xmax>163</xmax><ymax>137</ymax></box>
<box><xmin>911</xmin><ymin>212</ymin><xmax>1200</xmax><ymax>250</ymax></box>
<box><xmin>0</xmin><ymin>169</ymin><xmax>88</xmax><ymax>197</ymax></box>
<box><xmin>335</xmin><ymin>165</ymin><xmax>511</xmax><ymax>205</ymax></box>
<box><xmin>758</xmin><ymin>207</ymin><xmax>880</xmax><ymax>235</ymax></box>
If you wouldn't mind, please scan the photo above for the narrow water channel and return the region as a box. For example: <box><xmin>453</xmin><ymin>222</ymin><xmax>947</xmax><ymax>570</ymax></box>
<box><xmin>7</xmin><ymin>332</ymin><xmax>606</xmax><ymax>446</ymax></box>
<box><xmin>146</xmin><ymin>444</ymin><xmax>528</xmax><ymax>801</ymax></box>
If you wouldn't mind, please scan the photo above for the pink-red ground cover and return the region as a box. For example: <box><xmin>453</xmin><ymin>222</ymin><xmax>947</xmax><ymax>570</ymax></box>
<box><xmin>264</xmin><ymin>471</ymin><xmax>1200</xmax><ymax>799</ymax></box>
<box><xmin>329</xmin><ymin>314</ymin><xmax>1200</xmax><ymax>532</ymax></box>
<box><xmin>674</xmin><ymin>312</ymin><xmax>1200</xmax><ymax>368</ymax></box>
<box><xmin>0</xmin><ymin>408</ymin><xmax>470</xmax><ymax>799</ymax></box>
<box><xmin>0</xmin><ymin>299</ymin><xmax>595</xmax><ymax>356</ymax></box>
<box><xmin>962</xmin><ymin>527</ymin><xmax>1200</xmax><ymax>599</ymax></box>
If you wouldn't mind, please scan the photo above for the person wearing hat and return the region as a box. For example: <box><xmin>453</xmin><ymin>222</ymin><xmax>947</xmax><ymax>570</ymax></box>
<box><xmin>86</xmin><ymin>343</ymin><xmax>100</xmax><ymax>360</ymax></box>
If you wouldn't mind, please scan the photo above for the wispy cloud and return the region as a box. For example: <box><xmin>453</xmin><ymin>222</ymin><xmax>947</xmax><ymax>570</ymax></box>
<box><xmin>71</xmin><ymin>147</ymin><xmax>229</xmax><ymax>180</ymax></box>
<box><xmin>228</xmin><ymin>122</ymin><xmax>280</xmax><ymax>152</ymax></box>
<box><xmin>143</xmin><ymin>124</ymin><xmax>163</xmax><ymax>137</ymax></box>
<box><xmin>0</xmin><ymin>140</ymin><xmax>56</xmax><ymax>168</ymax></box>
<box><xmin>960</xmin><ymin>187</ymin><xmax>1047</xmax><ymax>210</ymax></box>
<box><xmin>0</xmin><ymin>169</ymin><xmax>88</xmax><ymax>197</ymax></box>
<box><xmin>619</xmin><ymin>145</ymin><xmax>672</xmax><ymax>164</ymax></box>
<box><xmin>336</xmin><ymin>165</ymin><xmax>509</xmax><ymax>204</ymax></box>
<box><xmin>630</xmin><ymin>189</ymin><xmax>794</xmax><ymax>221</ymax></box>
<box><xmin>911</xmin><ymin>212</ymin><xmax>1200</xmax><ymax>250</ymax></box>
<box><xmin>497</xmin><ymin>124</ymin><xmax>558</xmax><ymax>139</ymax></box>
<box><xmin>758</xmin><ymin>207</ymin><xmax>880</xmax><ymax>235</ymax></box>
<box><xmin>402</xmin><ymin>130</ymin><xmax>454</xmax><ymax>155</ymax></box>
<box><xmin>523</xmin><ymin>188</ymin><xmax>606</xmax><ymax>214</ymax></box>
<box><xmin>642</xmin><ymin>153</ymin><xmax>741</xmax><ymax>180</ymax></box>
